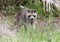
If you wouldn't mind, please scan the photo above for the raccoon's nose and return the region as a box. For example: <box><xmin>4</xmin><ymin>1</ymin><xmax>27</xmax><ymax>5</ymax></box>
<box><xmin>31</xmin><ymin>18</ymin><xmax>33</xmax><ymax>20</ymax></box>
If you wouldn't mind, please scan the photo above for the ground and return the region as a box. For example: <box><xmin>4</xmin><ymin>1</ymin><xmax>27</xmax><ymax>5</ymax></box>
<box><xmin>0</xmin><ymin>13</ymin><xmax>60</xmax><ymax>37</ymax></box>
<box><xmin>0</xmin><ymin>12</ymin><xmax>60</xmax><ymax>42</ymax></box>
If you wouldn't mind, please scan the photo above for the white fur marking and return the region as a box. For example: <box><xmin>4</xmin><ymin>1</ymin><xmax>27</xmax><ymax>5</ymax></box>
<box><xmin>20</xmin><ymin>5</ymin><xmax>24</xmax><ymax>8</ymax></box>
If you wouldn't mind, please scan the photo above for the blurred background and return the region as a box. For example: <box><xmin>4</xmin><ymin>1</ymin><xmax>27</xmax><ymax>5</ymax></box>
<box><xmin>0</xmin><ymin>0</ymin><xmax>60</xmax><ymax>42</ymax></box>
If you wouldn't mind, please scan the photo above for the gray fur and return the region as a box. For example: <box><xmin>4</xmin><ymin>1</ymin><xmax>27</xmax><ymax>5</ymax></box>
<box><xmin>16</xmin><ymin>5</ymin><xmax>37</xmax><ymax>31</ymax></box>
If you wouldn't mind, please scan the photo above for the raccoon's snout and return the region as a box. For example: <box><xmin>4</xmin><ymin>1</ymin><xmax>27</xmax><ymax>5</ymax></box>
<box><xmin>31</xmin><ymin>18</ymin><xmax>34</xmax><ymax>20</ymax></box>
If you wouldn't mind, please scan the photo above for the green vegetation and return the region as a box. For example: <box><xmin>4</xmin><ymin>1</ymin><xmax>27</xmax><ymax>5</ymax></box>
<box><xmin>0</xmin><ymin>27</ymin><xmax>60</xmax><ymax>42</ymax></box>
<box><xmin>0</xmin><ymin>0</ymin><xmax>60</xmax><ymax>42</ymax></box>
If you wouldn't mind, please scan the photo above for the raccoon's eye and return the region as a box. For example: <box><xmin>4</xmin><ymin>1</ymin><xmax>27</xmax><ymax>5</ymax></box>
<box><xmin>33</xmin><ymin>15</ymin><xmax>36</xmax><ymax>17</ymax></box>
<box><xmin>28</xmin><ymin>15</ymin><xmax>31</xmax><ymax>17</ymax></box>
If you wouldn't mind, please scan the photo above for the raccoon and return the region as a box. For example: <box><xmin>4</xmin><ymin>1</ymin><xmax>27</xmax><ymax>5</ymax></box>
<box><xmin>16</xmin><ymin>5</ymin><xmax>37</xmax><ymax>31</ymax></box>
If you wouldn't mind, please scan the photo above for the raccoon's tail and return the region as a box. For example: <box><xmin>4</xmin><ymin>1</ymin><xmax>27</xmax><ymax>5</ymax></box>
<box><xmin>20</xmin><ymin>5</ymin><xmax>24</xmax><ymax>8</ymax></box>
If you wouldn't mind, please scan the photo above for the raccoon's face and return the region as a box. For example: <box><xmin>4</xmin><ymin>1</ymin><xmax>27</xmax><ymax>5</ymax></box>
<box><xmin>26</xmin><ymin>10</ymin><xmax>37</xmax><ymax>21</ymax></box>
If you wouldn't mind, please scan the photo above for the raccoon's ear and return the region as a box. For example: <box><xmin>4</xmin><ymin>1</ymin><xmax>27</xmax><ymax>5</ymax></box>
<box><xmin>34</xmin><ymin>10</ymin><xmax>36</xmax><ymax>12</ymax></box>
<box><xmin>28</xmin><ymin>10</ymin><xmax>30</xmax><ymax>12</ymax></box>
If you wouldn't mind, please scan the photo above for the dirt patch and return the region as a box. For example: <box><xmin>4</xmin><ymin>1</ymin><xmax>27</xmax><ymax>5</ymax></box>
<box><xmin>0</xmin><ymin>11</ymin><xmax>60</xmax><ymax>37</ymax></box>
<box><xmin>36</xmin><ymin>18</ymin><xmax>60</xmax><ymax>32</ymax></box>
<box><xmin>0</xmin><ymin>12</ymin><xmax>17</xmax><ymax>37</ymax></box>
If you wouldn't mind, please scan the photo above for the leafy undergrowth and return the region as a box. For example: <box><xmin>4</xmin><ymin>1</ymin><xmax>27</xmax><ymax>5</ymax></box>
<box><xmin>0</xmin><ymin>26</ymin><xmax>60</xmax><ymax>42</ymax></box>
<box><xmin>0</xmin><ymin>15</ymin><xmax>60</xmax><ymax>42</ymax></box>
<box><xmin>0</xmin><ymin>16</ymin><xmax>60</xmax><ymax>42</ymax></box>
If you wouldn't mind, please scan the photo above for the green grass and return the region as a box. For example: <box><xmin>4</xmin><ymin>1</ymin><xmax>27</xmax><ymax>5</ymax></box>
<box><xmin>0</xmin><ymin>26</ymin><xmax>60</xmax><ymax>42</ymax></box>
<box><xmin>1</xmin><ymin>0</ymin><xmax>60</xmax><ymax>42</ymax></box>
<box><xmin>2</xmin><ymin>12</ymin><xmax>60</xmax><ymax>42</ymax></box>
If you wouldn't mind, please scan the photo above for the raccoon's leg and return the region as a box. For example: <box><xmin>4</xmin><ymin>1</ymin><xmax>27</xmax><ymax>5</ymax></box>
<box><xmin>24</xmin><ymin>21</ymin><xmax>30</xmax><ymax>31</ymax></box>
<box><xmin>18</xmin><ymin>17</ymin><xmax>23</xmax><ymax>28</ymax></box>
<box><xmin>32</xmin><ymin>22</ymin><xmax>36</xmax><ymax>32</ymax></box>
<box><xmin>16</xmin><ymin>16</ymin><xmax>22</xmax><ymax>32</ymax></box>
<box><xmin>24</xmin><ymin>24</ymin><xmax>27</xmax><ymax>31</ymax></box>
<box><xmin>33</xmin><ymin>20</ymin><xmax>37</xmax><ymax>31</ymax></box>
